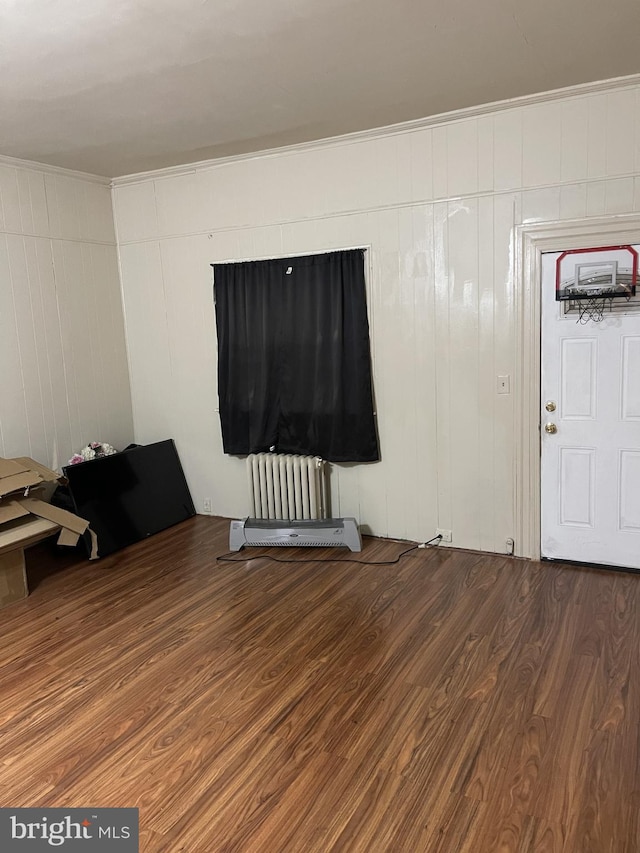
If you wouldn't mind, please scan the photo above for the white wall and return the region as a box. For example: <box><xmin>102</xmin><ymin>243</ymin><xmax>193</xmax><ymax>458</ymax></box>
<box><xmin>112</xmin><ymin>81</ymin><xmax>640</xmax><ymax>553</ymax></box>
<box><xmin>0</xmin><ymin>159</ymin><xmax>134</xmax><ymax>470</ymax></box>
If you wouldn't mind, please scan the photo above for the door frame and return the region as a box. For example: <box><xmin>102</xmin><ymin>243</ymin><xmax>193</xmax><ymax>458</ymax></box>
<box><xmin>514</xmin><ymin>213</ymin><xmax>640</xmax><ymax>560</ymax></box>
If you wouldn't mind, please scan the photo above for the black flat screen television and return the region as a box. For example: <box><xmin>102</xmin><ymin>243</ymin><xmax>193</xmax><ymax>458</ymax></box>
<box><xmin>63</xmin><ymin>439</ymin><xmax>196</xmax><ymax>558</ymax></box>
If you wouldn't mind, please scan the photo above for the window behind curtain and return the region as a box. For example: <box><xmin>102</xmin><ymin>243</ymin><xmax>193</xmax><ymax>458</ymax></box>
<box><xmin>212</xmin><ymin>249</ymin><xmax>379</xmax><ymax>463</ymax></box>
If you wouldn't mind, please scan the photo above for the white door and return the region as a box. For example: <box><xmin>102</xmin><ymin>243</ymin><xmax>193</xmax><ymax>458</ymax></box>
<box><xmin>541</xmin><ymin>247</ymin><xmax>640</xmax><ymax>570</ymax></box>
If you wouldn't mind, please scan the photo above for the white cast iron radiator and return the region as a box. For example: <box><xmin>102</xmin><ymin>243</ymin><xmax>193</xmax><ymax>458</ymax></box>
<box><xmin>247</xmin><ymin>453</ymin><xmax>327</xmax><ymax>520</ymax></box>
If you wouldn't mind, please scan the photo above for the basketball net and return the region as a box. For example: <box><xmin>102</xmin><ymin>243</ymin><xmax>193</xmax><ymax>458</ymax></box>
<box><xmin>575</xmin><ymin>289</ymin><xmax>631</xmax><ymax>324</ymax></box>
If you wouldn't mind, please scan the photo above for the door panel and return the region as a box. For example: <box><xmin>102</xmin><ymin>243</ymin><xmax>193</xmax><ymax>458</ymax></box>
<box><xmin>541</xmin><ymin>248</ymin><xmax>640</xmax><ymax>570</ymax></box>
<box><xmin>561</xmin><ymin>338</ymin><xmax>596</xmax><ymax>419</ymax></box>
<box><xmin>559</xmin><ymin>447</ymin><xmax>595</xmax><ymax>527</ymax></box>
<box><xmin>621</xmin><ymin>337</ymin><xmax>640</xmax><ymax>419</ymax></box>
<box><xmin>619</xmin><ymin>450</ymin><xmax>640</xmax><ymax>532</ymax></box>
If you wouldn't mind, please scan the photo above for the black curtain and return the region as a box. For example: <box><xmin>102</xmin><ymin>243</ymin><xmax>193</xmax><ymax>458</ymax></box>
<box><xmin>213</xmin><ymin>249</ymin><xmax>379</xmax><ymax>462</ymax></box>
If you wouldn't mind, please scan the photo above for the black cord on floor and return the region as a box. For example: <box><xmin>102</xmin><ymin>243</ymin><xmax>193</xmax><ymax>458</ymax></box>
<box><xmin>216</xmin><ymin>533</ymin><xmax>443</xmax><ymax>567</ymax></box>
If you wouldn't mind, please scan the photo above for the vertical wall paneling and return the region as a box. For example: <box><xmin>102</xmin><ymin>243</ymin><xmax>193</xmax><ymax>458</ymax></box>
<box><xmin>586</xmin><ymin>182</ymin><xmax>607</xmax><ymax>218</ymax></box>
<box><xmin>118</xmin><ymin>241</ymin><xmax>172</xmax><ymax>444</ymax></box>
<box><xmin>0</xmin><ymin>160</ymin><xmax>133</xmax><ymax>468</ymax></box>
<box><xmin>394</xmin><ymin>133</ymin><xmax>414</xmax><ymax>204</ymax></box>
<box><xmin>634</xmin><ymin>178</ymin><xmax>640</xmax><ymax>212</ymax></box>
<box><xmin>604</xmin><ymin>178</ymin><xmax>635</xmax><ymax>214</ymax></box>
<box><xmin>446</xmin><ymin>120</ymin><xmax>479</xmax><ymax>198</ymax></box>
<box><xmin>51</xmin><ymin>241</ymin><xmax>90</xmax><ymax>452</ymax></box>
<box><xmin>636</xmin><ymin>88</ymin><xmax>640</xmax><ymax>175</ymax></box>
<box><xmin>160</xmin><ymin>236</ymin><xmax>220</xmax><ymax>503</ymax></box>
<box><xmin>15</xmin><ymin>170</ymin><xmax>35</xmax><ymax>234</ymax></box>
<box><xmin>0</xmin><ymin>233</ymin><xmax>29</xmax><ymax>456</ymax></box>
<box><xmin>432</xmin><ymin>126</ymin><xmax>449</xmax><ymax>200</ymax></box>
<box><xmin>477</xmin><ymin>195</ymin><xmax>496</xmax><ymax>552</ymax></box>
<box><xmin>606</xmin><ymin>89</ymin><xmax>636</xmax><ymax>177</ymax></box>
<box><xmin>0</xmin><ymin>165</ymin><xmax>23</xmax><ymax>233</ymax></box>
<box><xmin>277</xmin><ymin>154</ymin><xmax>320</xmax><ymax>224</ymax></box>
<box><xmin>6</xmin><ymin>235</ymin><xmax>48</xmax><ymax>462</ymax></box>
<box><xmin>522</xmin><ymin>103</ymin><xmax>562</xmax><ymax>188</ymax></box>
<box><xmin>521</xmin><ymin>187</ymin><xmax>562</xmax><ymax>224</ymax></box>
<box><xmin>33</xmin><ymin>237</ymin><xmax>73</xmax><ymax>466</ymax></box>
<box><xmin>353</xmin><ymin>214</ymin><xmax>390</xmax><ymax>536</ymax></box>
<box><xmin>432</xmin><ymin>201</ymin><xmax>452</xmax><ymax>538</ymax></box>
<box><xmin>112</xmin><ymin>180</ymin><xmax>159</xmax><ymax>243</ymax></box>
<box><xmin>375</xmin><ymin>207</ymin><xmax>409</xmax><ymax>538</ymax></box>
<box><xmin>23</xmin><ymin>238</ymin><xmax>56</xmax><ymax>461</ymax></box>
<box><xmin>492</xmin><ymin>194</ymin><xmax>517</xmax><ymax>550</ymax></box>
<box><xmin>560</xmin><ymin>98</ymin><xmax>589</xmax><ymax>184</ymax></box>
<box><xmin>408</xmin><ymin>204</ymin><xmax>438</xmax><ymax>541</ymax></box>
<box><xmin>493</xmin><ymin>108</ymin><xmax>523</xmax><ymax>191</ymax></box>
<box><xmin>156</xmin><ymin>173</ymin><xmax>205</xmax><ymax>238</ymax></box>
<box><xmin>409</xmin><ymin>129</ymin><xmax>434</xmax><ymax>202</ymax></box>
<box><xmin>587</xmin><ymin>94</ymin><xmax>608</xmax><ymax>178</ymax></box>
<box><xmin>560</xmin><ymin>183</ymin><xmax>588</xmax><ymax>221</ymax></box>
<box><xmin>447</xmin><ymin>198</ymin><xmax>481</xmax><ymax>549</ymax></box>
<box><xmin>112</xmin><ymin>80</ymin><xmax>640</xmax><ymax>550</ymax></box>
<box><xmin>477</xmin><ymin>116</ymin><xmax>495</xmax><ymax>193</ymax></box>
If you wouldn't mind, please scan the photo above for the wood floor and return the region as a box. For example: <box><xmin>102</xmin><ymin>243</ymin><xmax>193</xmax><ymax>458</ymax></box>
<box><xmin>1</xmin><ymin>516</ymin><xmax>638</xmax><ymax>852</ymax></box>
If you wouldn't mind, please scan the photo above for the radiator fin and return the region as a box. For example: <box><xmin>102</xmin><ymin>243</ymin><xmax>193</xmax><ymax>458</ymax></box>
<box><xmin>247</xmin><ymin>453</ymin><xmax>326</xmax><ymax>520</ymax></box>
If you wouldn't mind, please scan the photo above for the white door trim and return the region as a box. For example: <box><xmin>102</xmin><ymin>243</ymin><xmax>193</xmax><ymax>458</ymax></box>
<box><xmin>515</xmin><ymin>213</ymin><xmax>640</xmax><ymax>560</ymax></box>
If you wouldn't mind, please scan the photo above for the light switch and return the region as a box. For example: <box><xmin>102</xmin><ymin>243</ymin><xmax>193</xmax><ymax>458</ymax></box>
<box><xmin>497</xmin><ymin>375</ymin><xmax>510</xmax><ymax>394</ymax></box>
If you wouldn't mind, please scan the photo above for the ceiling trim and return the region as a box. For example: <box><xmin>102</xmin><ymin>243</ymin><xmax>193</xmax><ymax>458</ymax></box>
<box><xmin>0</xmin><ymin>154</ymin><xmax>110</xmax><ymax>185</ymax></box>
<box><xmin>112</xmin><ymin>72</ymin><xmax>640</xmax><ymax>187</ymax></box>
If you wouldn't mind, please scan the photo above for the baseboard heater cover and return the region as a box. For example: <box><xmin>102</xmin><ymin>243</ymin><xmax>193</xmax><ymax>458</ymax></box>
<box><xmin>229</xmin><ymin>517</ymin><xmax>362</xmax><ymax>552</ymax></box>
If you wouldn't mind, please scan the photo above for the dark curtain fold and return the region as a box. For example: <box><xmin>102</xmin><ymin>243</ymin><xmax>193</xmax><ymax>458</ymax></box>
<box><xmin>213</xmin><ymin>249</ymin><xmax>379</xmax><ymax>462</ymax></box>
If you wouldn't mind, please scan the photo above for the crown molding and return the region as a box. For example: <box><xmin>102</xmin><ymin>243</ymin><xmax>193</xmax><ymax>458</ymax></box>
<box><xmin>112</xmin><ymin>73</ymin><xmax>640</xmax><ymax>187</ymax></box>
<box><xmin>0</xmin><ymin>153</ymin><xmax>110</xmax><ymax>185</ymax></box>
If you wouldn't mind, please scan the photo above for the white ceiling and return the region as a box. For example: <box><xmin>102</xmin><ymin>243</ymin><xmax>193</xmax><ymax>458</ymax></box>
<box><xmin>2</xmin><ymin>0</ymin><xmax>639</xmax><ymax>178</ymax></box>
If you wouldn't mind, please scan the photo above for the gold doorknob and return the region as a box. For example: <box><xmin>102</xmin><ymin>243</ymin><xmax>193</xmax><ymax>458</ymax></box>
<box><xmin>545</xmin><ymin>423</ymin><xmax>557</xmax><ymax>434</ymax></box>
<box><xmin>545</xmin><ymin>401</ymin><xmax>556</xmax><ymax>412</ymax></box>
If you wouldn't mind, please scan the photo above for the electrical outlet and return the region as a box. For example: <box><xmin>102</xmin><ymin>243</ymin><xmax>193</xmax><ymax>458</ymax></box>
<box><xmin>203</xmin><ymin>498</ymin><xmax>212</xmax><ymax>515</ymax></box>
<box><xmin>436</xmin><ymin>528</ymin><xmax>452</xmax><ymax>543</ymax></box>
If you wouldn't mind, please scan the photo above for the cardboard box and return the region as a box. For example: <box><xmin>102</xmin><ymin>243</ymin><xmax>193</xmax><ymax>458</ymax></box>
<box><xmin>0</xmin><ymin>550</ymin><xmax>28</xmax><ymax>610</ymax></box>
<box><xmin>0</xmin><ymin>456</ymin><xmax>97</xmax><ymax>608</ymax></box>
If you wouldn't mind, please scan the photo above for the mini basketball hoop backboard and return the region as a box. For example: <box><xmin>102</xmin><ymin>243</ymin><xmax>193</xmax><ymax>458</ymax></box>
<box><xmin>556</xmin><ymin>245</ymin><xmax>637</xmax><ymax>301</ymax></box>
<box><xmin>555</xmin><ymin>245</ymin><xmax>638</xmax><ymax>322</ymax></box>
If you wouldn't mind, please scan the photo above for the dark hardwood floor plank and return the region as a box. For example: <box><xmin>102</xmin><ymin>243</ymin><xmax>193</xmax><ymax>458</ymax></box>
<box><xmin>0</xmin><ymin>516</ymin><xmax>637</xmax><ymax>851</ymax></box>
<box><xmin>463</xmin><ymin>714</ymin><xmax>552</xmax><ymax>852</ymax></box>
<box><xmin>528</xmin><ymin>818</ymin><xmax>567</xmax><ymax>853</ymax></box>
<box><xmin>589</xmin><ymin>571</ymin><xmax>639</xmax><ymax>737</ymax></box>
<box><xmin>528</xmin><ymin>654</ymin><xmax>599</xmax><ymax>825</ymax></box>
